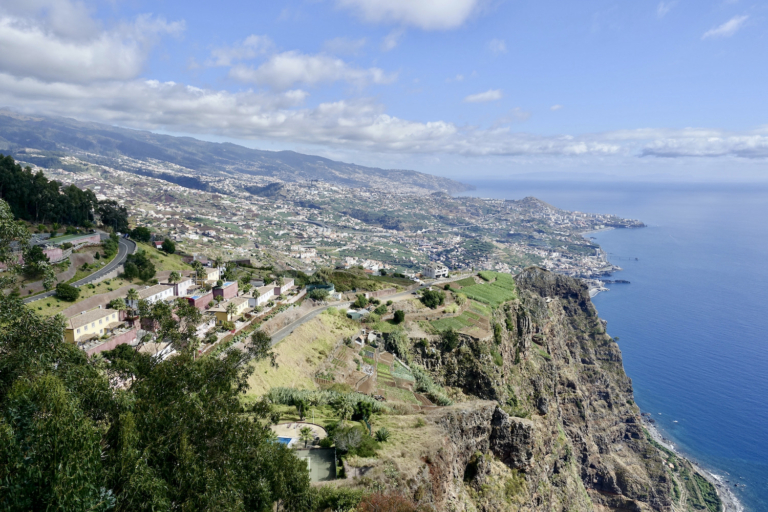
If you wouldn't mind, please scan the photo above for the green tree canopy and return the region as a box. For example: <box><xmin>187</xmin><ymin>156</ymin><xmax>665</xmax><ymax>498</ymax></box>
<box><xmin>161</xmin><ymin>238</ymin><xmax>175</xmax><ymax>254</ymax></box>
<box><xmin>0</xmin><ymin>290</ymin><xmax>312</xmax><ymax>511</ymax></box>
<box><xmin>130</xmin><ymin>226</ymin><xmax>152</xmax><ymax>243</ymax></box>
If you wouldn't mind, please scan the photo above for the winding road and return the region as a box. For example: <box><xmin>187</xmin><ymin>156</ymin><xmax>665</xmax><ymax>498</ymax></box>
<box><xmin>23</xmin><ymin>236</ymin><xmax>137</xmax><ymax>304</ymax></box>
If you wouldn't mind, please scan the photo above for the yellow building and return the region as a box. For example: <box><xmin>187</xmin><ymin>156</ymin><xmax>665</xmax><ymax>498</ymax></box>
<box><xmin>65</xmin><ymin>308</ymin><xmax>121</xmax><ymax>343</ymax></box>
<box><xmin>211</xmin><ymin>297</ymin><xmax>250</xmax><ymax>325</ymax></box>
<box><xmin>197</xmin><ymin>267</ymin><xmax>220</xmax><ymax>285</ymax></box>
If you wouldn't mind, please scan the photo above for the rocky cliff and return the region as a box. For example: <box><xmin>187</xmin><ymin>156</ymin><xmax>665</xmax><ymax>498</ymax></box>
<box><xmin>346</xmin><ymin>268</ymin><xmax>720</xmax><ymax>511</ymax></box>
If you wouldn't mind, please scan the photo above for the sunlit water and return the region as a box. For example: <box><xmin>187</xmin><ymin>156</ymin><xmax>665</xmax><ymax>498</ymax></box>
<box><xmin>459</xmin><ymin>180</ymin><xmax>768</xmax><ymax>510</ymax></box>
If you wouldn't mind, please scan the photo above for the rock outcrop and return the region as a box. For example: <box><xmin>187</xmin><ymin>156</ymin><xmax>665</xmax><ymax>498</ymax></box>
<box><xmin>344</xmin><ymin>267</ymin><xmax>717</xmax><ymax>511</ymax></box>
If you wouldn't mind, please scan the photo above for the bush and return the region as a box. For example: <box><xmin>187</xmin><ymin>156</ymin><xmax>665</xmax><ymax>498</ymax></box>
<box><xmin>442</xmin><ymin>328</ymin><xmax>459</xmax><ymax>351</ymax></box>
<box><xmin>310</xmin><ymin>486</ymin><xmax>365</xmax><ymax>512</ymax></box>
<box><xmin>393</xmin><ymin>310</ymin><xmax>405</xmax><ymax>324</ymax></box>
<box><xmin>353</xmin><ymin>294</ymin><xmax>369</xmax><ymax>309</ymax></box>
<box><xmin>375</xmin><ymin>427</ymin><xmax>390</xmax><ymax>442</ymax></box>
<box><xmin>130</xmin><ymin>226</ymin><xmax>152</xmax><ymax>242</ymax></box>
<box><xmin>161</xmin><ymin>238</ymin><xmax>176</xmax><ymax>254</ymax></box>
<box><xmin>308</xmin><ymin>288</ymin><xmax>329</xmax><ymax>301</ymax></box>
<box><xmin>55</xmin><ymin>283</ymin><xmax>80</xmax><ymax>301</ymax></box>
<box><xmin>373</xmin><ymin>304</ymin><xmax>388</xmax><ymax>315</ymax></box>
<box><xmin>358</xmin><ymin>493</ymin><xmax>421</xmax><ymax>512</ymax></box>
<box><xmin>420</xmin><ymin>290</ymin><xmax>445</xmax><ymax>309</ymax></box>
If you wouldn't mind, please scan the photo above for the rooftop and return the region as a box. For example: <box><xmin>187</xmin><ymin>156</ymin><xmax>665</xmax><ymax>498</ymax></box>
<box><xmin>66</xmin><ymin>308</ymin><xmax>118</xmax><ymax>330</ymax></box>
<box><xmin>138</xmin><ymin>284</ymin><xmax>174</xmax><ymax>299</ymax></box>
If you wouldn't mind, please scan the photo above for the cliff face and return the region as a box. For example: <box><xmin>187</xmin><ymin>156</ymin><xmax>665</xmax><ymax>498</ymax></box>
<box><xmin>411</xmin><ymin>268</ymin><xmax>677</xmax><ymax>511</ymax></box>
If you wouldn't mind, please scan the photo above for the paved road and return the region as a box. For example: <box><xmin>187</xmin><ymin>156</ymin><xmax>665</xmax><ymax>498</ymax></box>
<box><xmin>24</xmin><ymin>237</ymin><xmax>137</xmax><ymax>304</ymax></box>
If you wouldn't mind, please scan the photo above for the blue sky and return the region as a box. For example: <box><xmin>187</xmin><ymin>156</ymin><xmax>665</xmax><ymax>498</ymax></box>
<box><xmin>1</xmin><ymin>0</ymin><xmax>767</xmax><ymax>181</ymax></box>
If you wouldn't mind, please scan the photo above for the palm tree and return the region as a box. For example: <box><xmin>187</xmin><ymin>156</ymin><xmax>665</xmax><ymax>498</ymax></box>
<box><xmin>335</xmin><ymin>396</ymin><xmax>354</xmax><ymax>428</ymax></box>
<box><xmin>126</xmin><ymin>288</ymin><xmax>140</xmax><ymax>317</ymax></box>
<box><xmin>225</xmin><ymin>301</ymin><xmax>237</xmax><ymax>321</ymax></box>
<box><xmin>299</xmin><ymin>427</ymin><xmax>314</xmax><ymax>448</ymax></box>
<box><xmin>168</xmin><ymin>271</ymin><xmax>181</xmax><ymax>284</ymax></box>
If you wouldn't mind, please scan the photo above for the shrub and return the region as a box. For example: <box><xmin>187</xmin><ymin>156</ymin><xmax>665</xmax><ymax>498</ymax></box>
<box><xmin>130</xmin><ymin>226</ymin><xmax>152</xmax><ymax>242</ymax></box>
<box><xmin>420</xmin><ymin>290</ymin><xmax>445</xmax><ymax>309</ymax></box>
<box><xmin>375</xmin><ymin>427</ymin><xmax>391</xmax><ymax>442</ymax></box>
<box><xmin>358</xmin><ymin>494</ymin><xmax>421</xmax><ymax>512</ymax></box>
<box><xmin>414</xmin><ymin>417</ymin><xmax>426</xmax><ymax>428</ymax></box>
<box><xmin>308</xmin><ymin>288</ymin><xmax>329</xmax><ymax>301</ymax></box>
<box><xmin>161</xmin><ymin>238</ymin><xmax>176</xmax><ymax>254</ymax></box>
<box><xmin>310</xmin><ymin>486</ymin><xmax>365</xmax><ymax>512</ymax></box>
<box><xmin>386</xmin><ymin>300</ymin><xmax>393</xmax><ymax>306</ymax></box>
<box><xmin>441</xmin><ymin>328</ymin><xmax>459</xmax><ymax>351</ymax></box>
<box><xmin>374</xmin><ymin>304</ymin><xmax>388</xmax><ymax>315</ymax></box>
<box><xmin>393</xmin><ymin>310</ymin><xmax>405</xmax><ymax>324</ymax></box>
<box><xmin>55</xmin><ymin>283</ymin><xmax>80</xmax><ymax>301</ymax></box>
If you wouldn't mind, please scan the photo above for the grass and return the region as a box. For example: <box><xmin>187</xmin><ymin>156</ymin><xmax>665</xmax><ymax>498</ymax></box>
<box><xmin>453</xmin><ymin>277</ymin><xmax>477</xmax><ymax>288</ymax></box>
<box><xmin>246</xmin><ymin>310</ymin><xmax>359</xmax><ymax>396</ymax></box>
<box><xmin>460</xmin><ymin>272</ymin><xmax>517</xmax><ymax>307</ymax></box>
<box><xmin>136</xmin><ymin>242</ymin><xmax>192</xmax><ymax>271</ymax></box>
<box><xmin>470</xmin><ymin>301</ymin><xmax>491</xmax><ymax>316</ymax></box>
<box><xmin>362</xmin><ymin>357</ymin><xmax>375</xmax><ymax>366</ymax></box>
<box><xmin>370</xmin><ymin>320</ymin><xmax>399</xmax><ymax>333</ymax></box>
<box><xmin>430</xmin><ymin>310</ymin><xmax>482</xmax><ymax>332</ymax></box>
<box><xmin>34</xmin><ymin>278</ymin><xmax>135</xmax><ymax>317</ymax></box>
<box><xmin>383</xmin><ymin>387</ymin><xmax>419</xmax><ymax>405</ymax></box>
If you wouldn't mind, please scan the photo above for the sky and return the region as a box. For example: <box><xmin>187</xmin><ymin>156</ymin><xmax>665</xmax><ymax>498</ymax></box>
<box><xmin>1</xmin><ymin>0</ymin><xmax>767</xmax><ymax>182</ymax></box>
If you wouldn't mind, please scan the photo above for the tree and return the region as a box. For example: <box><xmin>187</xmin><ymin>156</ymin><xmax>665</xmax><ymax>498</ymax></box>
<box><xmin>353</xmin><ymin>294</ymin><xmax>369</xmax><ymax>309</ymax></box>
<box><xmin>55</xmin><ymin>283</ymin><xmax>80</xmax><ymax>301</ymax></box>
<box><xmin>168</xmin><ymin>271</ymin><xmax>181</xmax><ymax>284</ymax></box>
<box><xmin>125</xmin><ymin>250</ymin><xmax>155</xmax><ymax>282</ymax></box>
<box><xmin>442</xmin><ymin>328</ymin><xmax>460</xmax><ymax>351</ymax></box>
<box><xmin>293</xmin><ymin>397</ymin><xmax>309</xmax><ymax>421</ymax></box>
<box><xmin>216</xmin><ymin>279</ymin><xmax>224</xmax><ymax>288</ymax></box>
<box><xmin>24</xmin><ymin>245</ymin><xmax>55</xmax><ymax>290</ymax></box>
<box><xmin>0</xmin><ymin>200</ymin><xmax>30</xmax><ymax>291</ymax></box>
<box><xmin>374</xmin><ymin>304</ymin><xmax>388</xmax><ymax>315</ymax></box>
<box><xmin>308</xmin><ymin>288</ymin><xmax>329</xmax><ymax>301</ymax></box>
<box><xmin>108</xmin><ymin>298</ymin><xmax>127</xmax><ymax>310</ymax></box>
<box><xmin>420</xmin><ymin>290</ymin><xmax>445</xmax><ymax>309</ymax></box>
<box><xmin>126</xmin><ymin>288</ymin><xmax>140</xmax><ymax>304</ymax></box>
<box><xmin>393</xmin><ymin>310</ymin><xmax>405</xmax><ymax>324</ymax></box>
<box><xmin>130</xmin><ymin>226</ymin><xmax>152</xmax><ymax>243</ymax></box>
<box><xmin>0</xmin><ymin>288</ymin><xmax>311</xmax><ymax>511</ymax></box>
<box><xmin>333</xmin><ymin>396</ymin><xmax>354</xmax><ymax>427</ymax></box>
<box><xmin>161</xmin><ymin>238</ymin><xmax>175</xmax><ymax>254</ymax></box>
<box><xmin>226</xmin><ymin>301</ymin><xmax>237</xmax><ymax>320</ymax></box>
<box><xmin>97</xmin><ymin>200</ymin><xmax>129</xmax><ymax>232</ymax></box>
<box><xmin>299</xmin><ymin>427</ymin><xmax>314</xmax><ymax>448</ymax></box>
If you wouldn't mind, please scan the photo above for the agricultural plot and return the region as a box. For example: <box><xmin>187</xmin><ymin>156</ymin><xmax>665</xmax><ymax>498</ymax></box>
<box><xmin>460</xmin><ymin>272</ymin><xmax>517</xmax><ymax>306</ymax></box>
<box><xmin>392</xmin><ymin>361</ymin><xmax>415</xmax><ymax>382</ymax></box>
<box><xmin>430</xmin><ymin>313</ymin><xmax>472</xmax><ymax>332</ymax></box>
<box><xmin>383</xmin><ymin>387</ymin><xmax>419</xmax><ymax>404</ymax></box>
<box><xmin>453</xmin><ymin>277</ymin><xmax>478</xmax><ymax>288</ymax></box>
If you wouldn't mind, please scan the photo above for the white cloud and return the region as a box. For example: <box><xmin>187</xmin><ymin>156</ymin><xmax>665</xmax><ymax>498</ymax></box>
<box><xmin>323</xmin><ymin>37</ymin><xmax>367</xmax><ymax>55</ymax></box>
<box><xmin>381</xmin><ymin>29</ymin><xmax>405</xmax><ymax>51</ymax></box>
<box><xmin>0</xmin><ymin>0</ymin><xmax>183</xmax><ymax>84</ymax></box>
<box><xmin>550</xmin><ymin>104</ymin><xmax>563</xmax><ymax>111</ymax></box>
<box><xmin>228</xmin><ymin>51</ymin><xmax>398</xmax><ymax>90</ymax></box>
<box><xmin>207</xmin><ymin>35</ymin><xmax>274</xmax><ymax>67</ymax></box>
<box><xmin>464</xmin><ymin>89</ymin><xmax>503</xmax><ymax>103</ymax></box>
<box><xmin>656</xmin><ymin>2</ymin><xmax>675</xmax><ymax>18</ymax></box>
<box><xmin>335</xmin><ymin>0</ymin><xmax>483</xmax><ymax>30</ymax></box>
<box><xmin>702</xmin><ymin>15</ymin><xmax>749</xmax><ymax>39</ymax></box>
<box><xmin>641</xmin><ymin>133</ymin><xmax>768</xmax><ymax>158</ymax></box>
<box><xmin>487</xmin><ymin>38</ymin><xmax>506</xmax><ymax>54</ymax></box>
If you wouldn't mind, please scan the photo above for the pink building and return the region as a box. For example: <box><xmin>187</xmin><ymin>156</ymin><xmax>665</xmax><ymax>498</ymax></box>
<box><xmin>213</xmin><ymin>281</ymin><xmax>238</xmax><ymax>300</ymax></box>
<box><xmin>185</xmin><ymin>290</ymin><xmax>214</xmax><ymax>310</ymax></box>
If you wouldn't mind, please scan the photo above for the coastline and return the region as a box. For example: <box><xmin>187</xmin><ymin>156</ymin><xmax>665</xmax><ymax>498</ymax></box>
<box><xmin>641</xmin><ymin>417</ymin><xmax>744</xmax><ymax>512</ymax></box>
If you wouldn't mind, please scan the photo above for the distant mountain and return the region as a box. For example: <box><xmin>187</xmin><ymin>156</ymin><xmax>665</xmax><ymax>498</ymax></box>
<box><xmin>0</xmin><ymin>110</ymin><xmax>472</xmax><ymax>194</ymax></box>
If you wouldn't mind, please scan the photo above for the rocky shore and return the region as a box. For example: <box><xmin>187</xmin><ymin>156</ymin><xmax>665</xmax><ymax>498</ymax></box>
<box><xmin>641</xmin><ymin>417</ymin><xmax>744</xmax><ymax>512</ymax></box>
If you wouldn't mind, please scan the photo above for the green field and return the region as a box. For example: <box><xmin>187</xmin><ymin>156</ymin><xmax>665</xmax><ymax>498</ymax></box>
<box><xmin>453</xmin><ymin>277</ymin><xmax>477</xmax><ymax>288</ymax></box>
<box><xmin>384</xmin><ymin>387</ymin><xmax>419</xmax><ymax>404</ymax></box>
<box><xmin>460</xmin><ymin>272</ymin><xmax>516</xmax><ymax>306</ymax></box>
<box><xmin>392</xmin><ymin>361</ymin><xmax>415</xmax><ymax>382</ymax></box>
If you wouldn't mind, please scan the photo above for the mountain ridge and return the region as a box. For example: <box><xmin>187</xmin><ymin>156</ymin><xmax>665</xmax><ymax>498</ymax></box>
<box><xmin>0</xmin><ymin>109</ymin><xmax>473</xmax><ymax>194</ymax></box>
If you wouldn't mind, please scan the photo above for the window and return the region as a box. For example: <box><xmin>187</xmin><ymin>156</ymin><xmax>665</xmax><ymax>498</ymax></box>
<box><xmin>77</xmin><ymin>329</ymin><xmax>80</xmax><ymax>333</ymax></box>
<box><xmin>92</xmin><ymin>322</ymin><xmax>95</xmax><ymax>328</ymax></box>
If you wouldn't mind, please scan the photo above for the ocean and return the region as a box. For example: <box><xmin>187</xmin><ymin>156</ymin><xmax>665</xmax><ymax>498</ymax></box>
<box><xmin>459</xmin><ymin>179</ymin><xmax>768</xmax><ymax>510</ymax></box>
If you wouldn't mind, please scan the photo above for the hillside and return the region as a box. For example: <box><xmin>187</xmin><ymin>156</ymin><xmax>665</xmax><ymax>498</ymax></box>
<box><xmin>0</xmin><ymin>110</ymin><xmax>472</xmax><ymax>194</ymax></box>
<box><xmin>246</xmin><ymin>268</ymin><xmax>723</xmax><ymax>511</ymax></box>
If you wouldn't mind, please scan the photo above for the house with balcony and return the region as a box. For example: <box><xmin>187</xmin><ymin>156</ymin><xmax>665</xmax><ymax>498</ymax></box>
<box><xmin>64</xmin><ymin>308</ymin><xmax>122</xmax><ymax>344</ymax></box>
<box><xmin>127</xmin><ymin>284</ymin><xmax>175</xmax><ymax>309</ymax></box>
<box><xmin>210</xmin><ymin>297</ymin><xmax>250</xmax><ymax>325</ymax></box>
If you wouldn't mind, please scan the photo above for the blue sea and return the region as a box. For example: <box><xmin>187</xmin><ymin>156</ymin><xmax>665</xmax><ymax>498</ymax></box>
<box><xmin>460</xmin><ymin>180</ymin><xmax>768</xmax><ymax>510</ymax></box>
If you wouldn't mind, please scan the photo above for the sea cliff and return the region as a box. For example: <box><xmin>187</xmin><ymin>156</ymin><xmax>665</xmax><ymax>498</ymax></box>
<box><xmin>340</xmin><ymin>268</ymin><xmax>724</xmax><ymax>511</ymax></box>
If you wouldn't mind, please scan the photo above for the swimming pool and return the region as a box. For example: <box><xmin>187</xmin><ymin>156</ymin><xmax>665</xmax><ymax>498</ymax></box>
<box><xmin>277</xmin><ymin>437</ymin><xmax>293</xmax><ymax>446</ymax></box>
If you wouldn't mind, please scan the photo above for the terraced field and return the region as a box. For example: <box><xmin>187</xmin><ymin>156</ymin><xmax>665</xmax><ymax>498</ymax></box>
<box><xmin>460</xmin><ymin>271</ymin><xmax>517</xmax><ymax>306</ymax></box>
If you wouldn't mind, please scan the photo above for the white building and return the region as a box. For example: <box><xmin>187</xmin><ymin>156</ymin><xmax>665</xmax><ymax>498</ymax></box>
<box><xmin>274</xmin><ymin>278</ymin><xmax>294</xmax><ymax>296</ymax></box>
<box><xmin>255</xmin><ymin>285</ymin><xmax>275</xmax><ymax>306</ymax></box>
<box><xmin>423</xmin><ymin>262</ymin><xmax>449</xmax><ymax>279</ymax></box>
<box><xmin>128</xmin><ymin>284</ymin><xmax>175</xmax><ymax>309</ymax></box>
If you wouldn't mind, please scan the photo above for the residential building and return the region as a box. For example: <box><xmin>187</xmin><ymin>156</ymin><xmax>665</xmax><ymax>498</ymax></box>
<box><xmin>183</xmin><ymin>290</ymin><xmax>214</xmax><ymax>310</ymax></box>
<box><xmin>64</xmin><ymin>308</ymin><xmax>121</xmax><ymax>344</ymax></box>
<box><xmin>166</xmin><ymin>275</ymin><xmax>194</xmax><ymax>297</ymax></box>
<box><xmin>274</xmin><ymin>278</ymin><xmax>294</xmax><ymax>296</ymax></box>
<box><xmin>211</xmin><ymin>297</ymin><xmax>250</xmax><ymax>325</ymax></box>
<box><xmin>423</xmin><ymin>262</ymin><xmax>449</xmax><ymax>279</ymax></box>
<box><xmin>255</xmin><ymin>285</ymin><xmax>274</xmax><ymax>306</ymax></box>
<box><xmin>127</xmin><ymin>284</ymin><xmax>175</xmax><ymax>309</ymax></box>
<box><xmin>196</xmin><ymin>267</ymin><xmax>220</xmax><ymax>284</ymax></box>
<box><xmin>213</xmin><ymin>281</ymin><xmax>238</xmax><ymax>300</ymax></box>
